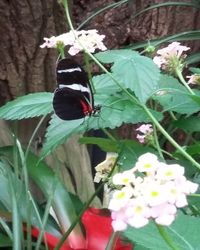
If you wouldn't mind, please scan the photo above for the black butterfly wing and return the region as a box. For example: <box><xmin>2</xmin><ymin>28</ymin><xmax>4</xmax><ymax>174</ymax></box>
<box><xmin>53</xmin><ymin>87</ymin><xmax>90</xmax><ymax>120</ymax></box>
<box><xmin>53</xmin><ymin>58</ymin><xmax>95</xmax><ymax>120</ymax></box>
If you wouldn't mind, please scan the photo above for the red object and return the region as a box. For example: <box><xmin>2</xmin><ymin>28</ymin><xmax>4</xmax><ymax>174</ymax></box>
<box><xmin>82</xmin><ymin>208</ymin><xmax>132</xmax><ymax>250</ymax></box>
<box><xmin>30</xmin><ymin>208</ymin><xmax>133</xmax><ymax>250</ymax></box>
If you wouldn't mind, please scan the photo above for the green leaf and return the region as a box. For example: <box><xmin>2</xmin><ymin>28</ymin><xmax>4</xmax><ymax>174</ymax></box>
<box><xmin>79</xmin><ymin>137</ymin><xmax>119</xmax><ymax>152</ymax></box>
<box><xmin>153</xmin><ymin>75</ymin><xmax>200</xmax><ymax>114</ymax></box>
<box><xmin>42</xmin><ymin>97</ymin><xmax>163</xmax><ymax>157</ymax></box>
<box><xmin>96</xmin><ymin>49</ymin><xmax>139</xmax><ymax>63</ymax></box>
<box><xmin>130</xmin><ymin>30</ymin><xmax>200</xmax><ymax>50</ymax></box>
<box><xmin>189</xmin><ymin>94</ymin><xmax>200</xmax><ymax>106</ymax></box>
<box><xmin>185</xmin><ymin>142</ymin><xmax>200</xmax><ymax>156</ymax></box>
<box><xmin>0</xmin><ymin>233</ymin><xmax>12</xmax><ymax>247</ymax></box>
<box><xmin>0</xmin><ymin>158</ymin><xmax>60</xmax><ymax>237</ymax></box>
<box><xmin>186</xmin><ymin>53</ymin><xmax>200</xmax><ymax>65</ymax></box>
<box><xmin>41</xmin><ymin>115</ymin><xmax>84</xmax><ymax>158</ymax></box>
<box><xmin>96</xmin><ymin>50</ymin><xmax>160</xmax><ymax>103</ymax></box>
<box><xmin>80</xmin><ymin>137</ymin><xmax>157</xmax><ymax>170</ymax></box>
<box><xmin>0</xmin><ymin>146</ymin><xmax>83</xmax><ymax>238</ymax></box>
<box><xmin>118</xmin><ymin>140</ymin><xmax>157</xmax><ymax>170</ymax></box>
<box><xmin>189</xmin><ymin>67</ymin><xmax>200</xmax><ymax>74</ymax></box>
<box><xmin>173</xmin><ymin>117</ymin><xmax>200</xmax><ymax>132</ymax></box>
<box><xmin>93</xmin><ymin>74</ymin><xmax>120</xmax><ymax>94</ymax></box>
<box><xmin>123</xmin><ymin>212</ymin><xmax>200</xmax><ymax>250</ymax></box>
<box><xmin>0</xmin><ymin>92</ymin><xmax>53</xmax><ymax>120</ymax></box>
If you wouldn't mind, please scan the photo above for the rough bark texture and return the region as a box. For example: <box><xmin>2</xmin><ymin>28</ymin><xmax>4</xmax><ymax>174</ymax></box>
<box><xmin>0</xmin><ymin>0</ymin><xmax>200</xmax><ymax>203</ymax></box>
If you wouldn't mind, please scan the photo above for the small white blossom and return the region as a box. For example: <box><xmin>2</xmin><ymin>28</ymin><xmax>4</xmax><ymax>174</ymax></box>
<box><xmin>153</xmin><ymin>42</ymin><xmax>190</xmax><ymax>73</ymax></box>
<box><xmin>155</xmin><ymin>213</ymin><xmax>176</xmax><ymax>226</ymax></box>
<box><xmin>108</xmin><ymin>187</ymin><xmax>133</xmax><ymax>211</ymax></box>
<box><xmin>112</xmin><ymin>170</ymin><xmax>134</xmax><ymax>186</ymax></box>
<box><xmin>40</xmin><ymin>29</ymin><xmax>107</xmax><ymax>55</ymax></box>
<box><xmin>136</xmin><ymin>124</ymin><xmax>153</xmax><ymax>144</ymax></box>
<box><xmin>186</xmin><ymin>74</ymin><xmax>200</xmax><ymax>85</ymax></box>
<box><xmin>143</xmin><ymin>181</ymin><xmax>168</xmax><ymax>206</ymax></box>
<box><xmin>135</xmin><ymin>152</ymin><xmax>160</xmax><ymax>174</ymax></box>
<box><xmin>156</xmin><ymin>163</ymin><xmax>185</xmax><ymax>181</ymax></box>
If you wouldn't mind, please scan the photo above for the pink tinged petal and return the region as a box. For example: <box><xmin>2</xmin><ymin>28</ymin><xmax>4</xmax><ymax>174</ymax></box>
<box><xmin>136</xmin><ymin>134</ymin><xmax>145</xmax><ymax>143</ymax></box>
<box><xmin>156</xmin><ymin>164</ymin><xmax>184</xmax><ymax>181</ymax></box>
<box><xmin>112</xmin><ymin>219</ymin><xmax>127</xmax><ymax>232</ymax></box>
<box><xmin>68</xmin><ymin>46</ymin><xmax>81</xmax><ymax>56</ymax></box>
<box><xmin>150</xmin><ymin>203</ymin><xmax>177</xmax><ymax>218</ymax></box>
<box><xmin>185</xmin><ymin>181</ymin><xmax>198</xmax><ymax>194</ymax></box>
<box><xmin>153</xmin><ymin>56</ymin><xmax>164</xmax><ymax>68</ymax></box>
<box><xmin>125</xmin><ymin>198</ymin><xmax>151</xmax><ymax>218</ymax></box>
<box><xmin>127</xmin><ymin>216</ymin><xmax>149</xmax><ymax>228</ymax></box>
<box><xmin>155</xmin><ymin>214</ymin><xmax>175</xmax><ymax>226</ymax></box>
<box><xmin>143</xmin><ymin>182</ymin><xmax>169</xmax><ymax>206</ymax></box>
<box><xmin>175</xmin><ymin>193</ymin><xmax>188</xmax><ymax>208</ymax></box>
<box><xmin>136</xmin><ymin>124</ymin><xmax>153</xmax><ymax>134</ymax></box>
<box><xmin>111</xmin><ymin>208</ymin><xmax>127</xmax><ymax>221</ymax></box>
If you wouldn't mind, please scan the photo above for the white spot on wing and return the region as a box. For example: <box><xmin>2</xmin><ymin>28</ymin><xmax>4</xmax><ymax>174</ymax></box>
<box><xmin>57</xmin><ymin>67</ymin><xmax>82</xmax><ymax>73</ymax></box>
<box><xmin>59</xmin><ymin>84</ymin><xmax>90</xmax><ymax>93</ymax></box>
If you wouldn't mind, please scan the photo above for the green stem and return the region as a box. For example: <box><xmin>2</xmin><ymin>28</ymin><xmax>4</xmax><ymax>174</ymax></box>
<box><xmin>105</xmin><ymin>231</ymin><xmax>119</xmax><ymax>250</ymax></box>
<box><xmin>156</xmin><ymin>224</ymin><xmax>179</xmax><ymax>250</ymax></box>
<box><xmin>63</xmin><ymin>0</ymin><xmax>139</xmax><ymax>104</ymax></box>
<box><xmin>83</xmin><ymin>52</ymin><xmax>95</xmax><ymax>93</ymax></box>
<box><xmin>142</xmin><ymin>104</ymin><xmax>200</xmax><ymax>170</ymax></box>
<box><xmin>25</xmin><ymin>115</ymin><xmax>46</xmax><ymax>160</ymax></box>
<box><xmin>169</xmin><ymin>111</ymin><xmax>177</xmax><ymax>121</ymax></box>
<box><xmin>152</xmin><ymin>123</ymin><xmax>164</xmax><ymax>159</ymax></box>
<box><xmin>101</xmin><ymin>128</ymin><xmax>117</xmax><ymax>142</ymax></box>
<box><xmin>176</xmin><ymin>68</ymin><xmax>194</xmax><ymax>95</ymax></box>
<box><xmin>55</xmin><ymin>153</ymin><xmax>120</xmax><ymax>250</ymax></box>
<box><xmin>58</xmin><ymin>46</ymin><xmax>65</xmax><ymax>59</ymax></box>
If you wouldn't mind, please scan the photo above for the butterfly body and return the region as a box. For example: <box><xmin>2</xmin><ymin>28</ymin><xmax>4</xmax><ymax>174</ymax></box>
<box><xmin>53</xmin><ymin>58</ymin><xmax>99</xmax><ymax>120</ymax></box>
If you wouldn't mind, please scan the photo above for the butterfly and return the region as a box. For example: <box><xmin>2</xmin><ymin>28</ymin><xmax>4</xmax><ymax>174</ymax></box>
<box><xmin>53</xmin><ymin>58</ymin><xmax>100</xmax><ymax>120</ymax></box>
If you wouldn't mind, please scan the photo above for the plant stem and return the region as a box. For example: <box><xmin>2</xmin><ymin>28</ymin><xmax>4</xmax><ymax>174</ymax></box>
<box><xmin>105</xmin><ymin>231</ymin><xmax>119</xmax><ymax>250</ymax></box>
<box><xmin>55</xmin><ymin>153</ymin><xmax>121</xmax><ymax>250</ymax></box>
<box><xmin>83</xmin><ymin>52</ymin><xmax>95</xmax><ymax>93</ymax></box>
<box><xmin>153</xmin><ymin>123</ymin><xmax>164</xmax><ymax>159</ymax></box>
<box><xmin>156</xmin><ymin>224</ymin><xmax>179</xmax><ymax>250</ymax></box>
<box><xmin>176</xmin><ymin>68</ymin><xmax>194</xmax><ymax>95</ymax></box>
<box><xmin>142</xmin><ymin>104</ymin><xmax>200</xmax><ymax>170</ymax></box>
<box><xmin>25</xmin><ymin>115</ymin><xmax>46</xmax><ymax>160</ymax></box>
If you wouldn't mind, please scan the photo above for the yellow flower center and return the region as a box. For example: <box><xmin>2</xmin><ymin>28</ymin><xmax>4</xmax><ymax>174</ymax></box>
<box><xmin>151</xmin><ymin>191</ymin><xmax>159</xmax><ymax>197</ymax></box>
<box><xmin>144</xmin><ymin>163</ymin><xmax>152</xmax><ymax>169</ymax></box>
<box><xmin>122</xmin><ymin>178</ymin><xmax>129</xmax><ymax>184</ymax></box>
<box><xmin>116</xmin><ymin>192</ymin><xmax>125</xmax><ymax>200</ymax></box>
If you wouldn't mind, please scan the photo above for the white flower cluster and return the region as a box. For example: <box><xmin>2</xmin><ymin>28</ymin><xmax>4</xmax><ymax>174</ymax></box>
<box><xmin>108</xmin><ymin>153</ymin><xmax>198</xmax><ymax>231</ymax></box>
<box><xmin>40</xmin><ymin>29</ymin><xmax>107</xmax><ymax>55</ymax></box>
<box><xmin>153</xmin><ymin>42</ymin><xmax>190</xmax><ymax>72</ymax></box>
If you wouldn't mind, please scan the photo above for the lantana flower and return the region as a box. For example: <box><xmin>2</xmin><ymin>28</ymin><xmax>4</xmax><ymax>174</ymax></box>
<box><xmin>136</xmin><ymin>124</ymin><xmax>153</xmax><ymax>144</ymax></box>
<box><xmin>153</xmin><ymin>42</ymin><xmax>190</xmax><ymax>74</ymax></box>
<box><xmin>186</xmin><ymin>74</ymin><xmax>200</xmax><ymax>85</ymax></box>
<box><xmin>108</xmin><ymin>152</ymin><xmax>198</xmax><ymax>231</ymax></box>
<box><xmin>40</xmin><ymin>29</ymin><xmax>107</xmax><ymax>55</ymax></box>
